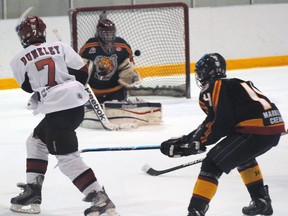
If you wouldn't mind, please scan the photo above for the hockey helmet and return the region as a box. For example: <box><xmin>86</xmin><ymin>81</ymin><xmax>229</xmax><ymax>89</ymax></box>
<box><xmin>18</xmin><ymin>16</ymin><xmax>46</xmax><ymax>48</ymax></box>
<box><xmin>195</xmin><ymin>53</ymin><xmax>226</xmax><ymax>87</ymax></box>
<box><xmin>96</xmin><ymin>19</ymin><xmax>116</xmax><ymax>44</ymax></box>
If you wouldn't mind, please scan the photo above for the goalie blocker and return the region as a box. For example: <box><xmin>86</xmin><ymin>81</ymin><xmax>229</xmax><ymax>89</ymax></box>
<box><xmin>81</xmin><ymin>100</ymin><xmax>162</xmax><ymax>129</ymax></box>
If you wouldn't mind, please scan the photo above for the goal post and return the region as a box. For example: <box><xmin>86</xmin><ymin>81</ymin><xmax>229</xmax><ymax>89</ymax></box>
<box><xmin>69</xmin><ymin>2</ymin><xmax>190</xmax><ymax>98</ymax></box>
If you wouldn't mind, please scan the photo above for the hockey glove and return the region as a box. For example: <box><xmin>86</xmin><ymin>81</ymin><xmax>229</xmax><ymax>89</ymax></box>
<box><xmin>27</xmin><ymin>92</ymin><xmax>40</xmax><ymax>110</ymax></box>
<box><xmin>186</xmin><ymin>141</ymin><xmax>206</xmax><ymax>155</ymax></box>
<box><xmin>160</xmin><ymin>137</ymin><xmax>206</xmax><ymax>158</ymax></box>
<box><xmin>118</xmin><ymin>58</ymin><xmax>141</xmax><ymax>87</ymax></box>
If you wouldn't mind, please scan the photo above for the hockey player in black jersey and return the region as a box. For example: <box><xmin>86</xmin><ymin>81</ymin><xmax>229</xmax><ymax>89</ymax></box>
<box><xmin>79</xmin><ymin>17</ymin><xmax>140</xmax><ymax>103</ymax></box>
<box><xmin>160</xmin><ymin>53</ymin><xmax>286</xmax><ymax>216</ymax></box>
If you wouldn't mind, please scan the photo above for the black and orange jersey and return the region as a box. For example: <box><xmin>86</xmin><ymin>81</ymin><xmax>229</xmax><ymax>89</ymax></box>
<box><xmin>197</xmin><ymin>78</ymin><xmax>285</xmax><ymax>146</ymax></box>
<box><xmin>79</xmin><ymin>37</ymin><xmax>134</xmax><ymax>96</ymax></box>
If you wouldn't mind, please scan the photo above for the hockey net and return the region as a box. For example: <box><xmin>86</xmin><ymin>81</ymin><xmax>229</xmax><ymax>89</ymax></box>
<box><xmin>69</xmin><ymin>3</ymin><xmax>190</xmax><ymax>98</ymax></box>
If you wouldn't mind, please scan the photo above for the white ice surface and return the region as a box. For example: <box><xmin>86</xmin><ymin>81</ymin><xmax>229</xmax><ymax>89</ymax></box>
<box><xmin>0</xmin><ymin>66</ymin><xmax>288</xmax><ymax>216</ymax></box>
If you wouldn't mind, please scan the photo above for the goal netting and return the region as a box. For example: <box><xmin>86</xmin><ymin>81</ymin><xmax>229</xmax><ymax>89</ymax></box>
<box><xmin>69</xmin><ymin>3</ymin><xmax>190</xmax><ymax>98</ymax></box>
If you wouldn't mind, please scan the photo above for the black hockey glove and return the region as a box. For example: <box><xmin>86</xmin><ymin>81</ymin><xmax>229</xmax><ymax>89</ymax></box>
<box><xmin>186</xmin><ymin>141</ymin><xmax>206</xmax><ymax>155</ymax></box>
<box><xmin>160</xmin><ymin>136</ymin><xmax>206</xmax><ymax>158</ymax></box>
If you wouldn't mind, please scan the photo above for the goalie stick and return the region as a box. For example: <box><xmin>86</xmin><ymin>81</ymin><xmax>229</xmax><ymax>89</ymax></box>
<box><xmin>51</xmin><ymin>29</ymin><xmax>114</xmax><ymax>130</ymax></box>
<box><xmin>85</xmin><ymin>84</ymin><xmax>138</xmax><ymax>130</ymax></box>
<box><xmin>52</xmin><ymin>29</ymin><xmax>137</xmax><ymax>131</ymax></box>
<box><xmin>85</xmin><ymin>84</ymin><xmax>115</xmax><ymax>131</ymax></box>
<box><xmin>143</xmin><ymin>129</ymin><xmax>288</xmax><ymax>176</ymax></box>
<box><xmin>81</xmin><ymin>145</ymin><xmax>160</xmax><ymax>153</ymax></box>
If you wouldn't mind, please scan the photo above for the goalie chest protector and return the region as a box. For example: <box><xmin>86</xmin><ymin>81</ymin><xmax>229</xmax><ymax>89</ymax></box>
<box><xmin>81</xmin><ymin>100</ymin><xmax>162</xmax><ymax>129</ymax></box>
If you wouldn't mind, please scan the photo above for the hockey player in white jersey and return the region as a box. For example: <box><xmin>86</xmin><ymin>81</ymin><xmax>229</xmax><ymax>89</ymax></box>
<box><xmin>10</xmin><ymin>16</ymin><xmax>120</xmax><ymax>216</ymax></box>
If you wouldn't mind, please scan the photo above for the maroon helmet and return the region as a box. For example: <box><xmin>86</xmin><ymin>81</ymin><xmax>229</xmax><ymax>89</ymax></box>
<box><xmin>18</xmin><ymin>16</ymin><xmax>46</xmax><ymax>48</ymax></box>
<box><xmin>96</xmin><ymin>19</ymin><xmax>116</xmax><ymax>44</ymax></box>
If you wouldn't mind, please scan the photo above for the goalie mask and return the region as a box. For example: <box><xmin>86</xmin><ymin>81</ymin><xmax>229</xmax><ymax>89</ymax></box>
<box><xmin>96</xmin><ymin>19</ymin><xmax>116</xmax><ymax>44</ymax></box>
<box><xmin>195</xmin><ymin>53</ymin><xmax>226</xmax><ymax>88</ymax></box>
<box><xmin>18</xmin><ymin>16</ymin><xmax>46</xmax><ymax>48</ymax></box>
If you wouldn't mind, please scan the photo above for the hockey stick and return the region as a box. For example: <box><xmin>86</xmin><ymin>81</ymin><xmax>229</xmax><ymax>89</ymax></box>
<box><xmin>16</xmin><ymin>7</ymin><xmax>34</xmax><ymax>32</ymax></box>
<box><xmin>142</xmin><ymin>158</ymin><xmax>204</xmax><ymax>176</ymax></box>
<box><xmin>52</xmin><ymin>29</ymin><xmax>62</xmax><ymax>41</ymax></box>
<box><xmin>142</xmin><ymin>129</ymin><xmax>288</xmax><ymax>176</ymax></box>
<box><xmin>81</xmin><ymin>145</ymin><xmax>160</xmax><ymax>153</ymax></box>
<box><xmin>85</xmin><ymin>84</ymin><xmax>115</xmax><ymax>131</ymax></box>
<box><xmin>52</xmin><ymin>29</ymin><xmax>137</xmax><ymax>131</ymax></box>
<box><xmin>52</xmin><ymin>28</ymin><xmax>115</xmax><ymax>131</ymax></box>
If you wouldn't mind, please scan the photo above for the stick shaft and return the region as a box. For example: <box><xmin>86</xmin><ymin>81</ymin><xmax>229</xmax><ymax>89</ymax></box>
<box><xmin>143</xmin><ymin>129</ymin><xmax>288</xmax><ymax>176</ymax></box>
<box><xmin>81</xmin><ymin>145</ymin><xmax>160</xmax><ymax>153</ymax></box>
<box><xmin>85</xmin><ymin>84</ymin><xmax>114</xmax><ymax>131</ymax></box>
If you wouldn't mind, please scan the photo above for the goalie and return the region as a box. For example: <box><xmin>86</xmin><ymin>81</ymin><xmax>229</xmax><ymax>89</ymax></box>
<box><xmin>79</xmin><ymin>16</ymin><xmax>140</xmax><ymax>103</ymax></box>
<box><xmin>79</xmin><ymin>14</ymin><xmax>161</xmax><ymax>129</ymax></box>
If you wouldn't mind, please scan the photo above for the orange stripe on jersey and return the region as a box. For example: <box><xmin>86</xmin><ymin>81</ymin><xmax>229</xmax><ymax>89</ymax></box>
<box><xmin>79</xmin><ymin>42</ymin><xmax>100</xmax><ymax>56</ymax></box>
<box><xmin>91</xmin><ymin>85</ymin><xmax>123</xmax><ymax>96</ymax></box>
<box><xmin>199</xmin><ymin>100</ymin><xmax>208</xmax><ymax>113</ymax></box>
<box><xmin>239</xmin><ymin>165</ymin><xmax>263</xmax><ymax>186</ymax></box>
<box><xmin>200</xmin><ymin>80</ymin><xmax>222</xmax><ymax>143</ymax></box>
<box><xmin>236</xmin><ymin>119</ymin><xmax>285</xmax><ymax>135</ymax></box>
<box><xmin>192</xmin><ymin>178</ymin><xmax>218</xmax><ymax>201</ymax></box>
<box><xmin>237</xmin><ymin>118</ymin><xmax>265</xmax><ymax>127</ymax></box>
<box><xmin>201</xmin><ymin>121</ymin><xmax>214</xmax><ymax>143</ymax></box>
<box><xmin>212</xmin><ymin>80</ymin><xmax>222</xmax><ymax>112</ymax></box>
<box><xmin>237</xmin><ymin>118</ymin><xmax>285</xmax><ymax>127</ymax></box>
<box><xmin>114</xmin><ymin>43</ymin><xmax>132</xmax><ymax>54</ymax></box>
<box><xmin>114</xmin><ymin>42</ymin><xmax>134</xmax><ymax>62</ymax></box>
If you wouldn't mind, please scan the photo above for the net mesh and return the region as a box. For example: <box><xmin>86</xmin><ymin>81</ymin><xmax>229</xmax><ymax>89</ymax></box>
<box><xmin>70</xmin><ymin>3</ymin><xmax>189</xmax><ymax>97</ymax></box>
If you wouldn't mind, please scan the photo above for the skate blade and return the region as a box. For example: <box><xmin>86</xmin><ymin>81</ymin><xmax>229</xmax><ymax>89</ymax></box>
<box><xmin>87</xmin><ymin>208</ymin><xmax>120</xmax><ymax>216</ymax></box>
<box><xmin>86</xmin><ymin>211</ymin><xmax>100</xmax><ymax>216</ymax></box>
<box><xmin>10</xmin><ymin>203</ymin><xmax>40</xmax><ymax>214</ymax></box>
<box><xmin>104</xmin><ymin>208</ymin><xmax>120</xmax><ymax>216</ymax></box>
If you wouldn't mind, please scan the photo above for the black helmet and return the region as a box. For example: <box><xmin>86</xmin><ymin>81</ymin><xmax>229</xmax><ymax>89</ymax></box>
<box><xmin>195</xmin><ymin>53</ymin><xmax>226</xmax><ymax>87</ymax></box>
<box><xmin>18</xmin><ymin>16</ymin><xmax>46</xmax><ymax>48</ymax></box>
<box><xmin>96</xmin><ymin>19</ymin><xmax>116</xmax><ymax>44</ymax></box>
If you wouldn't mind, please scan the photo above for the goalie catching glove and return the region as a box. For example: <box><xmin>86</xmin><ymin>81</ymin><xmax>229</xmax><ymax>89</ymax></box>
<box><xmin>160</xmin><ymin>126</ymin><xmax>206</xmax><ymax>158</ymax></box>
<box><xmin>118</xmin><ymin>58</ymin><xmax>140</xmax><ymax>87</ymax></box>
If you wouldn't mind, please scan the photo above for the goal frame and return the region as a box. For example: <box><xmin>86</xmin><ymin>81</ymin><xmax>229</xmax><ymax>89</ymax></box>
<box><xmin>69</xmin><ymin>2</ymin><xmax>190</xmax><ymax>98</ymax></box>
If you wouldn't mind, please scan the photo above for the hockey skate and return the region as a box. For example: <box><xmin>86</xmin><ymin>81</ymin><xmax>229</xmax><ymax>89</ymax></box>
<box><xmin>187</xmin><ymin>203</ymin><xmax>208</xmax><ymax>216</ymax></box>
<box><xmin>10</xmin><ymin>175</ymin><xmax>44</xmax><ymax>214</ymax></box>
<box><xmin>242</xmin><ymin>185</ymin><xmax>273</xmax><ymax>216</ymax></box>
<box><xmin>187</xmin><ymin>209</ymin><xmax>206</xmax><ymax>216</ymax></box>
<box><xmin>83</xmin><ymin>189</ymin><xmax>120</xmax><ymax>216</ymax></box>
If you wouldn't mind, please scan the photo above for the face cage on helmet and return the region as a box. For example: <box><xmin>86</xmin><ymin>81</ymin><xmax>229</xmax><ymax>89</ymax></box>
<box><xmin>98</xmin><ymin>30</ymin><xmax>116</xmax><ymax>44</ymax></box>
<box><xmin>195</xmin><ymin>71</ymin><xmax>206</xmax><ymax>88</ymax></box>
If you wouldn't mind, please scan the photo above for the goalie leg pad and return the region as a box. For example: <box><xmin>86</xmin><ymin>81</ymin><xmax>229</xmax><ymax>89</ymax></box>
<box><xmin>81</xmin><ymin>100</ymin><xmax>162</xmax><ymax>129</ymax></box>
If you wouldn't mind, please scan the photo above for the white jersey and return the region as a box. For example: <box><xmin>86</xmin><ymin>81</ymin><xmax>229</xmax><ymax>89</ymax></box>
<box><xmin>10</xmin><ymin>41</ymin><xmax>88</xmax><ymax>115</ymax></box>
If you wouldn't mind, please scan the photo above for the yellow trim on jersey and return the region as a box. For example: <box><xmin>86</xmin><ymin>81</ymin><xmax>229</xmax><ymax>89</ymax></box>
<box><xmin>239</xmin><ymin>165</ymin><xmax>263</xmax><ymax>185</ymax></box>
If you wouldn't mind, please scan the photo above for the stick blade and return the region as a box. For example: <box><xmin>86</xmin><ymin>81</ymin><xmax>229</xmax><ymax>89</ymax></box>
<box><xmin>141</xmin><ymin>164</ymin><xmax>159</xmax><ymax>176</ymax></box>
